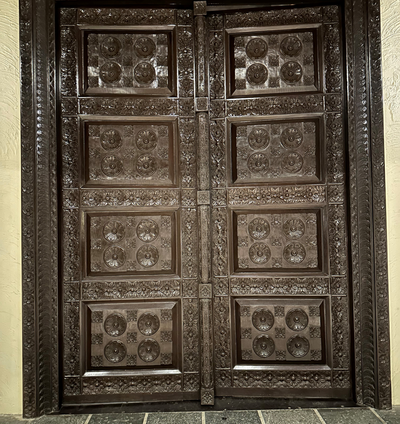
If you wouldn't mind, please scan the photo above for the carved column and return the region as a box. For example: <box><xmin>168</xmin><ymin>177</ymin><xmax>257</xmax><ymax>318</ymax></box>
<box><xmin>194</xmin><ymin>0</ymin><xmax>214</xmax><ymax>406</ymax></box>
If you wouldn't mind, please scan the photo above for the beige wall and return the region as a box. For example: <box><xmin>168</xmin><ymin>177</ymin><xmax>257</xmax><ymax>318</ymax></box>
<box><xmin>0</xmin><ymin>0</ymin><xmax>399</xmax><ymax>415</ymax></box>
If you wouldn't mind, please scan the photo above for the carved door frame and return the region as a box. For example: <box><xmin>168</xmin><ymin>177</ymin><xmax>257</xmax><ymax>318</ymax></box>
<box><xmin>20</xmin><ymin>0</ymin><xmax>390</xmax><ymax>418</ymax></box>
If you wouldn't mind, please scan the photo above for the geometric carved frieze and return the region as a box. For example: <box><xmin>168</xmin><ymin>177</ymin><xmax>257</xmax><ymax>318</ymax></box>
<box><xmin>234</xmin><ymin>297</ymin><xmax>325</xmax><ymax>364</ymax></box>
<box><xmin>83</xmin><ymin>119</ymin><xmax>178</xmax><ymax>187</ymax></box>
<box><xmin>83</xmin><ymin>29</ymin><xmax>176</xmax><ymax>96</ymax></box>
<box><xmin>88</xmin><ymin>301</ymin><xmax>177</xmax><ymax>370</ymax></box>
<box><xmin>233</xmin><ymin>209</ymin><xmax>325</xmax><ymax>273</ymax></box>
<box><xmin>229</xmin><ymin>116</ymin><xmax>322</xmax><ymax>184</ymax></box>
<box><xmin>87</xmin><ymin>211</ymin><xmax>177</xmax><ymax>276</ymax></box>
<box><xmin>228</xmin><ymin>28</ymin><xmax>320</xmax><ymax>97</ymax></box>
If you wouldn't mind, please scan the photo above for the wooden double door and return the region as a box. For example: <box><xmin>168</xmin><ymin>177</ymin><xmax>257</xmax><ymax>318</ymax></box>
<box><xmin>59</xmin><ymin>2</ymin><xmax>351</xmax><ymax>406</ymax></box>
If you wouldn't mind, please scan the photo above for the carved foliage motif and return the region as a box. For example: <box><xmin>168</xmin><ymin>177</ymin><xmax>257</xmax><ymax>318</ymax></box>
<box><xmin>183</xmin><ymin>298</ymin><xmax>200</xmax><ymax>372</ymax></box>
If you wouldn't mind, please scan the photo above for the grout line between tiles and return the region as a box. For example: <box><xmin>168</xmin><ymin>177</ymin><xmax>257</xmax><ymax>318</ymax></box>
<box><xmin>313</xmin><ymin>409</ymin><xmax>327</xmax><ymax>424</ymax></box>
<box><xmin>143</xmin><ymin>412</ymin><xmax>149</xmax><ymax>424</ymax></box>
<box><xmin>258</xmin><ymin>410</ymin><xmax>267</xmax><ymax>424</ymax></box>
<box><xmin>202</xmin><ymin>411</ymin><xmax>206</xmax><ymax>424</ymax></box>
<box><xmin>84</xmin><ymin>414</ymin><xmax>92</xmax><ymax>424</ymax></box>
<box><xmin>369</xmin><ymin>407</ymin><xmax>387</xmax><ymax>423</ymax></box>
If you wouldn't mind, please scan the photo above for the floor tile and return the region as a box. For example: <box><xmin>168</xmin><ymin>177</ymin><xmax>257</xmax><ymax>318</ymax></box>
<box><xmin>318</xmin><ymin>408</ymin><xmax>383</xmax><ymax>424</ymax></box>
<box><xmin>37</xmin><ymin>415</ymin><xmax>89</xmax><ymax>423</ymax></box>
<box><xmin>89</xmin><ymin>412</ymin><xmax>145</xmax><ymax>424</ymax></box>
<box><xmin>375</xmin><ymin>406</ymin><xmax>400</xmax><ymax>423</ymax></box>
<box><xmin>146</xmin><ymin>412</ymin><xmax>202</xmax><ymax>424</ymax></box>
<box><xmin>261</xmin><ymin>409</ymin><xmax>321</xmax><ymax>424</ymax></box>
<box><xmin>205</xmin><ymin>410</ymin><xmax>261</xmax><ymax>424</ymax></box>
<box><xmin>0</xmin><ymin>416</ymin><xmax>33</xmax><ymax>423</ymax></box>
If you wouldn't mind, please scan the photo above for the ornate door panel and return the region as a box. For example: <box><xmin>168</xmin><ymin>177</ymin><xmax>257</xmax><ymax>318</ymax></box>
<box><xmin>209</xmin><ymin>6</ymin><xmax>351</xmax><ymax>399</ymax></box>
<box><xmin>59</xmin><ymin>7</ymin><xmax>201</xmax><ymax>404</ymax></box>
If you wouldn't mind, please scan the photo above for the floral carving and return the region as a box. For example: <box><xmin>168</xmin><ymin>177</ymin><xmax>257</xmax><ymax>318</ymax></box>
<box><xmin>283</xmin><ymin>219</ymin><xmax>305</xmax><ymax>239</ymax></box>
<box><xmin>248</xmin><ymin>217</ymin><xmax>270</xmax><ymax>240</ymax></box>
<box><xmin>249</xmin><ymin>242</ymin><xmax>271</xmax><ymax>265</ymax></box>
<box><xmin>253</xmin><ymin>335</ymin><xmax>275</xmax><ymax>358</ymax></box>
<box><xmin>281</xmin><ymin>152</ymin><xmax>304</xmax><ymax>173</ymax></box>
<box><xmin>246</xmin><ymin>63</ymin><xmax>268</xmax><ymax>85</ymax></box>
<box><xmin>103</xmin><ymin>220</ymin><xmax>125</xmax><ymax>243</ymax></box>
<box><xmin>100</xmin><ymin>129</ymin><xmax>122</xmax><ymax>151</ymax></box>
<box><xmin>248</xmin><ymin>128</ymin><xmax>269</xmax><ymax>150</ymax></box>
<box><xmin>283</xmin><ymin>242</ymin><xmax>306</xmax><ymax>264</ymax></box>
<box><xmin>280</xmin><ymin>36</ymin><xmax>302</xmax><ymax>56</ymax></box>
<box><xmin>136</xmin><ymin>154</ymin><xmax>157</xmax><ymax>177</ymax></box>
<box><xmin>134</xmin><ymin>37</ymin><xmax>156</xmax><ymax>58</ymax></box>
<box><xmin>280</xmin><ymin>127</ymin><xmax>303</xmax><ymax>149</ymax></box>
<box><xmin>136</xmin><ymin>219</ymin><xmax>159</xmax><ymax>243</ymax></box>
<box><xmin>103</xmin><ymin>246</ymin><xmax>126</xmax><ymax>268</ymax></box>
<box><xmin>247</xmin><ymin>153</ymin><xmax>269</xmax><ymax>173</ymax></box>
<box><xmin>99</xmin><ymin>62</ymin><xmax>122</xmax><ymax>83</ymax></box>
<box><xmin>246</xmin><ymin>38</ymin><xmax>268</xmax><ymax>59</ymax></box>
<box><xmin>138</xmin><ymin>338</ymin><xmax>160</xmax><ymax>362</ymax></box>
<box><xmin>136</xmin><ymin>130</ymin><xmax>157</xmax><ymax>151</ymax></box>
<box><xmin>252</xmin><ymin>308</ymin><xmax>274</xmax><ymax>332</ymax></box>
<box><xmin>285</xmin><ymin>308</ymin><xmax>309</xmax><ymax>331</ymax></box>
<box><xmin>104</xmin><ymin>340</ymin><xmax>127</xmax><ymax>363</ymax></box>
<box><xmin>287</xmin><ymin>335</ymin><xmax>310</xmax><ymax>358</ymax></box>
<box><xmin>100</xmin><ymin>36</ymin><xmax>122</xmax><ymax>58</ymax></box>
<box><xmin>280</xmin><ymin>61</ymin><xmax>303</xmax><ymax>83</ymax></box>
<box><xmin>134</xmin><ymin>62</ymin><xmax>156</xmax><ymax>84</ymax></box>
<box><xmin>138</xmin><ymin>312</ymin><xmax>160</xmax><ymax>336</ymax></box>
<box><xmin>101</xmin><ymin>155</ymin><xmax>123</xmax><ymax>177</ymax></box>
<box><xmin>104</xmin><ymin>313</ymin><xmax>127</xmax><ymax>337</ymax></box>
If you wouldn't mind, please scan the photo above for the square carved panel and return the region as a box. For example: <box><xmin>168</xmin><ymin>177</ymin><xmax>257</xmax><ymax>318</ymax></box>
<box><xmin>232</xmin><ymin>209</ymin><xmax>326</xmax><ymax>273</ymax></box>
<box><xmin>82</xmin><ymin>29</ymin><xmax>176</xmax><ymax>96</ymax></box>
<box><xmin>228</xmin><ymin>27</ymin><xmax>321</xmax><ymax>97</ymax></box>
<box><xmin>87</xmin><ymin>301</ymin><xmax>178</xmax><ymax>370</ymax></box>
<box><xmin>234</xmin><ymin>298</ymin><xmax>326</xmax><ymax>364</ymax></box>
<box><xmin>87</xmin><ymin>211</ymin><xmax>178</xmax><ymax>277</ymax></box>
<box><xmin>82</xmin><ymin>119</ymin><xmax>178</xmax><ymax>187</ymax></box>
<box><xmin>229</xmin><ymin>116</ymin><xmax>322</xmax><ymax>184</ymax></box>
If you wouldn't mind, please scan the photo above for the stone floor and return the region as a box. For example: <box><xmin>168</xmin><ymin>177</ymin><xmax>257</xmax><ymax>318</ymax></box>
<box><xmin>1</xmin><ymin>407</ymin><xmax>400</xmax><ymax>423</ymax></box>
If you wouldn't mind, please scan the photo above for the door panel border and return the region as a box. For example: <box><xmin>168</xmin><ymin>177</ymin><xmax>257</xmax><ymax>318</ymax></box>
<box><xmin>20</xmin><ymin>0</ymin><xmax>390</xmax><ymax>417</ymax></box>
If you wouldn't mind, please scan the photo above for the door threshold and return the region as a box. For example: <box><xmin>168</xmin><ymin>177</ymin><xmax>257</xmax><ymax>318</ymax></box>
<box><xmin>58</xmin><ymin>398</ymin><xmax>357</xmax><ymax>415</ymax></box>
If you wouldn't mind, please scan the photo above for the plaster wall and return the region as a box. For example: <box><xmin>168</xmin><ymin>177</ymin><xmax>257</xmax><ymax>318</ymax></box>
<box><xmin>0</xmin><ymin>0</ymin><xmax>399</xmax><ymax>414</ymax></box>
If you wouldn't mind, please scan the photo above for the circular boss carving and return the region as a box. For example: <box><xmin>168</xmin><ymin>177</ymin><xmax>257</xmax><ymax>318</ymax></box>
<box><xmin>246</xmin><ymin>38</ymin><xmax>268</xmax><ymax>59</ymax></box>
<box><xmin>103</xmin><ymin>220</ymin><xmax>125</xmax><ymax>243</ymax></box>
<box><xmin>246</xmin><ymin>63</ymin><xmax>268</xmax><ymax>85</ymax></box>
<box><xmin>253</xmin><ymin>334</ymin><xmax>275</xmax><ymax>358</ymax></box>
<box><xmin>138</xmin><ymin>312</ymin><xmax>160</xmax><ymax>336</ymax></box>
<box><xmin>287</xmin><ymin>335</ymin><xmax>310</xmax><ymax>358</ymax></box>
<box><xmin>99</xmin><ymin>62</ymin><xmax>122</xmax><ymax>83</ymax></box>
<box><xmin>136</xmin><ymin>219</ymin><xmax>159</xmax><ymax>243</ymax></box>
<box><xmin>248</xmin><ymin>217</ymin><xmax>270</xmax><ymax>240</ymax></box>
<box><xmin>103</xmin><ymin>246</ymin><xmax>126</xmax><ymax>269</ymax></box>
<box><xmin>247</xmin><ymin>153</ymin><xmax>269</xmax><ymax>174</ymax></box>
<box><xmin>248</xmin><ymin>128</ymin><xmax>269</xmax><ymax>150</ymax></box>
<box><xmin>285</xmin><ymin>308</ymin><xmax>309</xmax><ymax>331</ymax></box>
<box><xmin>134</xmin><ymin>62</ymin><xmax>156</xmax><ymax>84</ymax></box>
<box><xmin>104</xmin><ymin>313</ymin><xmax>127</xmax><ymax>337</ymax></box>
<box><xmin>280</xmin><ymin>127</ymin><xmax>303</xmax><ymax>149</ymax></box>
<box><xmin>136</xmin><ymin>245</ymin><xmax>159</xmax><ymax>268</ymax></box>
<box><xmin>280</xmin><ymin>61</ymin><xmax>303</xmax><ymax>84</ymax></box>
<box><xmin>249</xmin><ymin>242</ymin><xmax>271</xmax><ymax>265</ymax></box>
<box><xmin>138</xmin><ymin>338</ymin><xmax>160</xmax><ymax>363</ymax></box>
<box><xmin>101</xmin><ymin>155</ymin><xmax>123</xmax><ymax>177</ymax></box>
<box><xmin>136</xmin><ymin>154</ymin><xmax>157</xmax><ymax>177</ymax></box>
<box><xmin>283</xmin><ymin>242</ymin><xmax>306</xmax><ymax>265</ymax></box>
<box><xmin>134</xmin><ymin>37</ymin><xmax>156</xmax><ymax>58</ymax></box>
<box><xmin>252</xmin><ymin>308</ymin><xmax>274</xmax><ymax>332</ymax></box>
<box><xmin>281</xmin><ymin>152</ymin><xmax>304</xmax><ymax>173</ymax></box>
<box><xmin>100</xmin><ymin>129</ymin><xmax>122</xmax><ymax>151</ymax></box>
<box><xmin>104</xmin><ymin>340</ymin><xmax>127</xmax><ymax>363</ymax></box>
<box><xmin>280</xmin><ymin>36</ymin><xmax>303</xmax><ymax>57</ymax></box>
<box><xmin>283</xmin><ymin>218</ymin><xmax>305</xmax><ymax>240</ymax></box>
<box><xmin>100</xmin><ymin>36</ymin><xmax>122</xmax><ymax>58</ymax></box>
<box><xmin>136</xmin><ymin>130</ymin><xmax>158</xmax><ymax>151</ymax></box>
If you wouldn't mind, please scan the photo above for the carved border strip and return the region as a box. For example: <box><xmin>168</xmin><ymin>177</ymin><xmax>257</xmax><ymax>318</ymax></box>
<box><xmin>20</xmin><ymin>0</ymin><xmax>391</xmax><ymax>417</ymax></box>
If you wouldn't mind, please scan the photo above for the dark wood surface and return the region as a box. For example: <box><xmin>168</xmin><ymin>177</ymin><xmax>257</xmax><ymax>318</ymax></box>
<box><xmin>20</xmin><ymin>0</ymin><xmax>390</xmax><ymax>418</ymax></box>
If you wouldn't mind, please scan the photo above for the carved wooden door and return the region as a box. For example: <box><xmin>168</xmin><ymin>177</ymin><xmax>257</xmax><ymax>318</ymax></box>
<box><xmin>58</xmin><ymin>2</ymin><xmax>352</xmax><ymax>408</ymax></box>
<box><xmin>208</xmin><ymin>5</ymin><xmax>352</xmax><ymax>400</ymax></box>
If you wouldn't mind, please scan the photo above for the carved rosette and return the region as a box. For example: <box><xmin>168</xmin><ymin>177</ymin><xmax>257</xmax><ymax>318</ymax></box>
<box><xmin>136</xmin><ymin>219</ymin><xmax>159</xmax><ymax>243</ymax></box>
<box><xmin>134</xmin><ymin>37</ymin><xmax>156</xmax><ymax>58</ymax></box>
<box><xmin>103</xmin><ymin>220</ymin><xmax>125</xmax><ymax>243</ymax></box>
<box><xmin>100</xmin><ymin>129</ymin><xmax>122</xmax><ymax>151</ymax></box>
<box><xmin>252</xmin><ymin>308</ymin><xmax>274</xmax><ymax>332</ymax></box>
<box><xmin>101</xmin><ymin>155</ymin><xmax>123</xmax><ymax>177</ymax></box>
<box><xmin>99</xmin><ymin>62</ymin><xmax>122</xmax><ymax>83</ymax></box>
<box><xmin>248</xmin><ymin>218</ymin><xmax>270</xmax><ymax>240</ymax></box>
<box><xmin>136</xmin><ymin>154</ymin><xmax>157</xmax><ymax>177</ymax></box>
<box><xmin>100</xmin><ymin>36</ymin><xmax>122</xmax><ymax>58</ymax></box>
<box><xmin>134</xmin><ymin>62</ymin><xmax>156</xmax><ymax>85</ymax></box>
<box><xmin>280</xmin><ymin>36</ymin><xmax>302</xmax><ymax>57</ymax></box>
<box><xmin>286</xmin><ymin>308</ymin><xmax>309</xmax><ymax>331</ymax></box>
<box><xmin>253</xmin><ymin>335</ymin><xmax>275</xmax><ymax>358</ymax></box>
<box><xmin>280</xmin><ymin>127</ymin><xmax>303</xmax><ymax>149</ymax></box>
<box><xmin>104</xmin><ymin>313</ymin><xmax>127</xmax><ymax>337</ymax></box>
<box><xmin>136</xmin><ymin>130</ymin><xmax>158</xmax><ymax>151</ymax></box>
<box><xmin>138</xmin><ymin>338</ymin><xmax>161</xmax><ymax>362</ymax></box>
<box><xmin>104</xmin><ymin>340</ymin><xmax>127</xmax><ymax>363</ymax></box>
<box><xmin>280</xmin><ymin>61</ymin><xmax>303</xmax><ymax>84</ymax></box>
<box><xmin>287</xmin><ymin>335</ymin><xmax>310</xmax><ymax>358</ymax></box>
<box><xmin>283</xmin><ymin>242</ymin><xmax>306</xmax><ymax>264</ymax></box>
<box><xmin>281</xmin><ymin>152</ymin><xmax>304</xmax><ymax>173</ymax></box>
<box><xmin>248</xmin><ymin>128</ymin><xmax>269</xmax><ymax>150</ymax></box>
<box><xmin>103</xmin><ymin>246</ymin><xmax>126</xmax><ymax>268</ymax></box>
<box><xmin>249</xmin><ymin>242</ymin><xmax>271</xmax><ymax>264</ymax></box>
<box><xmin>136</xmin><ymin>245</ymin><xmax>159</xmax><ymax>268</ymax></box>
<box><xmin>138</xmin><ymin>312</ymin><xmax>160</xmax><ymax>336</ymax></box>
<box><xmin>283</xmin><ymin>219</ymin><xmax>305</xmax><ymax>239</ymax></box>
<box><xmin>246</xmin><ymin>63</ymin><xmax>268</xmax><ymax>85</ymax></box>
<box><xmin>246</xmin><ymin>38</ymin><xmax>268</xmax><ymax>59</ymax></box>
